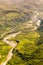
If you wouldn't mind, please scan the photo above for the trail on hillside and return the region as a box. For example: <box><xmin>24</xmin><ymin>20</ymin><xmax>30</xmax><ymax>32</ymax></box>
<box><xmin>32</xmin><ymin>11</ymin><xmax>41</xmax><ymax>31</ymax></box>
<box><xmin>0</xmin><ymin>31</ymin><xmax>21</xmax><ymax>65</ymax></box>
<box><xmin>0</xmin><ymin>10</ymin><xmax>41</xmax><ymax>65</ymax></box>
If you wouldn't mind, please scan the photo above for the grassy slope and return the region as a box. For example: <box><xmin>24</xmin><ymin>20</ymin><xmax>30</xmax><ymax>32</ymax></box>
<box><xmin>0</xmin><ymin>1</ymin><xmax>43</xmax><ymax>64</ymax></box>
<box><xmin>6</xmin><ymin>31</ymin><xmax>43</xmax><ymax>65</ymax></box>
<box><xmin>0</xmin><ymin>41</ymin><xmax>11</xmax><ymax>63</ymax></box>
<box><xmin>0</xmin><ymin>9</ymin><xmax>34</xmax><ymax>37</ymax></box>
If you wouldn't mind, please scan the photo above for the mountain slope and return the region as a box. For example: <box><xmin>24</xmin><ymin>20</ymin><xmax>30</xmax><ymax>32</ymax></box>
<box><xmin>0</xmin><ymin>0</ymin><xmax>43</xmax><ymax>10</ymax></box>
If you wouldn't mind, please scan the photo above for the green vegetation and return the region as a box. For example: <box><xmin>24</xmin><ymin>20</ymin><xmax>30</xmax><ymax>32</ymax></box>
<box><xmin>7</xmin><ymin>31</ymin><xmax>43</xmax><ymax>65</ymax></box>
<box><xmin>0</xmin><ymin>8</ymin><xmax>35</xmax><ymax>65</ymax></box>
<box><xmin>0</xmin><ymin>9</ymin><xmax>34</xmax><ymax>37</ymax></box>
<box><xmin>0</xmin><ymin>41</ymin><xmax>11</xmax><ymax>63</ymax></box>
<box><xmin>0</xmin><ymin>5</ymin><xmax>43</xmax><ymax>65</ymax></box>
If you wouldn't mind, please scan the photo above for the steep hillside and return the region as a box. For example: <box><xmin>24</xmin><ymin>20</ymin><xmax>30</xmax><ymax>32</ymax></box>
<box><xmin>0</xmin><ymin>0</ymin><xmax>43</xmax><ymax>36</ymax></box>
<box><xmin>0</xmin><ymin>0</ymin><xmax>43</xmax><ymax>10</ymax></box>
<box><xmin>0</xmin><ymin>0</ymin><xmax>43</xmax><ymax>65</ymax></box>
